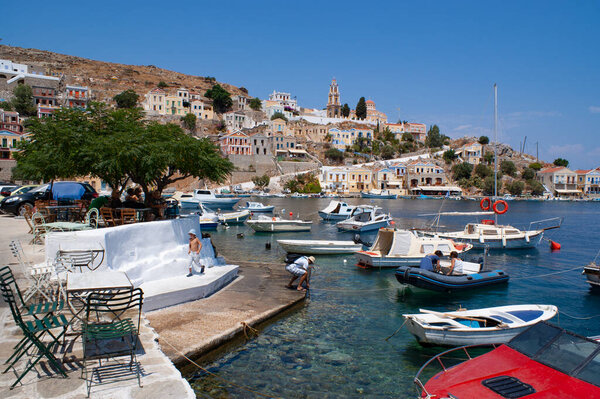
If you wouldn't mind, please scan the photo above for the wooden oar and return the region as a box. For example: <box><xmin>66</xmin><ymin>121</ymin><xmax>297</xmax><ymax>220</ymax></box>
<box><xmin>418</xmin><ymin>308</ymin><xmax>490</xmax><ymax>324</ymax></box>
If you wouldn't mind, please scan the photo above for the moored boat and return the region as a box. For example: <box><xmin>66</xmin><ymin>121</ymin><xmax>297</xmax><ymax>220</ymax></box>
<box><xmin>238</xmin><ymin>201</ymin><xmax>275</xmax><ymax>213</ymax></box>
<box><xmin>395</xmin><ymin>266</ymin><xmax>509</xmax><ymax>292</ymax></box>
<box><xmin>583</xmin><ymin>253</ymin><xmax>600</xmax><ymax>290</ymax></box>
<box><xmin>246</xmin><ymin>215</ymin><xmax>312</xmax><ymax>232</ymax></box>
<box><xmin>217</xmin><ymin>209</ymin><xmax>251</xmax><ymax>225</ymax></box>
<box><xmin>403</xmin><ymin>304</ymin><xmax>558</xmax><ymax>346</ymax></box>
<box><xmin>277</xmin><ymin>239</ymin><xmax>362</xmax><ymax>255</ymax></box>
<box><xmin>318</xmin><ymin>200</ymin><xmax>356</xmax><ymax>221</ymax></box>
<box><xmin>336</xmin><ymin>205</ymin><xmax>392</xmax><ymax>232</ymax></box>
<box><xmin>414</xmin><ymin>322</ymin><xmax>600</xmax><ymax>398</ymax></box>
<box><xmin>179</xmin><ymin>189</ymin><xmax>240</xmax><ymax>210</ymax></box>
<box><xmin>355</xmin><ymin>228</ymin><xmax>473</xmax><ymax>268</ymax></box>
<box><xmin>360</xmin><ymin>189</ymin><xmax>397</xmax><ymax>199</ymax></box>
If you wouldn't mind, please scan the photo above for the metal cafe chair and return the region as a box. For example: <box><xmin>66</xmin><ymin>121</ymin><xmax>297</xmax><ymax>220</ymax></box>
<box><xmin>9</xmin><ymin>240</ymin><xmax>55</xmax><ymax>302</ymax></box>
<box><xmin>0</xmin><ymin>266</ymin><xmax>68</xmax><ymax>390</ymax></box>
<box><xmin>82</xmin><ymin>288</ymin><xmax>143</xmax><ymax>397</ymax></box>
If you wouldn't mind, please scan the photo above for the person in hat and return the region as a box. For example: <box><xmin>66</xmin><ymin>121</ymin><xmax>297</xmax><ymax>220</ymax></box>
<box><xmin>186</xmin><ymin>229</ymin><xmax>205</xmax><ymax>277</ymax></box>
<box><xmin>285</xmin><ymin>255</ymin><xmax>315</xmax><ymax>291</ymax></box>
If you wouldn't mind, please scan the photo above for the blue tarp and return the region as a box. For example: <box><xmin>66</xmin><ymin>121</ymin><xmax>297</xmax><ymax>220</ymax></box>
<box><xmin>51</xmin><ymin>182</ymin><xmax>85</xmax><ymax>200</ymax></box>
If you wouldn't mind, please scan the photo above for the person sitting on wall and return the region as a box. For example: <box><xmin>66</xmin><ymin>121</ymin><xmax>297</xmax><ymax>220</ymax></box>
<box><xmin>109</xmin><ymin>190</ymin><xmax>122</xmax><ymax>209</ymax></box>
<box><xmin>445</xmin><ymin>251</ymin><xmax>464</xmax><ymax>275</ymax></box>
<box><xmin>285</xmin><ymin>256</ymin><xmax>315</xmax><ymax>292</ymax></box>
<box><xmin>186</xmin><ymin>229</ymin><xmax>205</xmax><ymax>277</ymax></box>
<box><xmin>419</xmin><ymin>250</ymin><xmax>443</xmax><ymax>272</ymax></box>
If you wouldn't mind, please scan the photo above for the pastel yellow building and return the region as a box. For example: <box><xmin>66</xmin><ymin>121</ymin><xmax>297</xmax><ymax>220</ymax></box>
<box><xmin>321</xmin><ymin>168</ymin><xmax>349</xmax><ymax>193</ymax></box>
<box><xmin>191</xmin><ymin>99</ymin><xmax>214</xmax><ymax>120</ymax></box>
<box><xmin>347</xmin><ymin>168</ymin><xmax>373</xmax><ymax>193</ymax></box>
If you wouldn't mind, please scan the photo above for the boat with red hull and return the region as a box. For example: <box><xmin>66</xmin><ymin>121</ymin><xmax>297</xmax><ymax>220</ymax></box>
<box><xmin>415</xmin><ymin>322</ymin><xmax>600</xmax><ymax>398</ymax></box>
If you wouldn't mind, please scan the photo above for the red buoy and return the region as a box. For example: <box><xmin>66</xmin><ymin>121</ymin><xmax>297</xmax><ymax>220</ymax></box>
<box><xmin>289</xmin><ymin>212</ymin><xmax>293</xmax><ymax>217</ymax></box>
<box><xmin>550</xmin><ymin>240</ymin><xmax>561</xmax><ymax>250</ymax></box>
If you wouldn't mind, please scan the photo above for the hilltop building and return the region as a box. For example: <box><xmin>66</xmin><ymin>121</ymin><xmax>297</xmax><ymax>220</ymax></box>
<box><xmin>326</xmin><ymin>79</ymin><xmax>341</xmax><ymax>118</ymax></box>
<box><xmin>269</xmin><ymin>91</ymin><xmax>297</xmax><ymax>111</ymax></box>
<box><xmin>384</xmin><ymin>122</ymin><xmax>427</xmax><ymax>142</ymax></box>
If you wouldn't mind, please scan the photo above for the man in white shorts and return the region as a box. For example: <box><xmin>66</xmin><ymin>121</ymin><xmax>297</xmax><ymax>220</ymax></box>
<box><xmin>285</xmin><ymin>256</ymin><xmax>315</xmax><ymax>291</ymax></box>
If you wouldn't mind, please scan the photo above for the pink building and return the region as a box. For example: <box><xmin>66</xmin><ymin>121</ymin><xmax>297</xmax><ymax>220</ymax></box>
<box><xmin>384</xmin><ymin>122</ymin><xmax>427</xmax><ymax>142</ymax></box>
<box><xmin>219</xmin><ymin>131</ymin><xmax>251</xmax><ymax>155</ymax></box>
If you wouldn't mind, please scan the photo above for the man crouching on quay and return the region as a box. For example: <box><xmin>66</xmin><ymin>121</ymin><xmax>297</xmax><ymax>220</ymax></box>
<box><xmin>186</xmin><ymin>229</ymin><xmax>205</xmax><ymax>277</ymax></box>
<box><xmin>285</xmin><ymin>256</ymin><xmax>315</xmax><ymax>291</ymax></box>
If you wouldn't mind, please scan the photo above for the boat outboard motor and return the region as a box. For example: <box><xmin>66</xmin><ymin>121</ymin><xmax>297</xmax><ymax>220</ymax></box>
<box><xmin>353</xmin><ymin>234</ymin><xmax>373</xmax><ymax>247</ymax></box>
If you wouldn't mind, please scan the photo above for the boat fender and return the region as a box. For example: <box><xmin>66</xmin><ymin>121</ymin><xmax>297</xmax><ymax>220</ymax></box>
<box><xmin>479</xmin><ymin>234</ymin><xmax>485</xmax><ymax>244</ymax></box>
<box><xmin>480</xmin><ymin>197</ymin><xmax>492</xmax><ymax>211</ymax></box>
<box><xmin>502</xmin><ymin>236</ymin><xmax>507</xmax><ymax>247</ymax></box>
<box><xmin>493</xmin><ymin>200</ymin><xmax>508</xmax><ymax>214</ymax></box>
<box><xmin>525</xmin><ymin>233</ymin><xmax>530</xmax><ymax>243</ymax></box>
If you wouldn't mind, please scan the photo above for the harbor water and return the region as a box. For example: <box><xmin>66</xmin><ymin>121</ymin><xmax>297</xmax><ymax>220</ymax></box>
<box><xmin>184</xmin><ymin>198</ymin><xmax>600</xmax><ymax>398</ymax></box>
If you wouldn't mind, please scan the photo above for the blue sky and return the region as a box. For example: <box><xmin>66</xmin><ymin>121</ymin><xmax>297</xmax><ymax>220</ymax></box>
<box><xmin>3</xmin><ymin>1</ymin><xmax>599</xmax><ymax>168</ymax></box>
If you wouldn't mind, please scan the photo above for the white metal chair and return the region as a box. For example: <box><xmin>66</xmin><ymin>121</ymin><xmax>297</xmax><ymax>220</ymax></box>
<box><xmin>9</xmin><ymin>240</ymin><xmax>55</xmax><ymax>302</ymax></box>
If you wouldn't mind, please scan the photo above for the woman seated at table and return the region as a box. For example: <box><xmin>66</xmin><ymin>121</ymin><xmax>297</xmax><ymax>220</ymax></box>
<box><xmin>123</xmin><ymin>187</ymin><xmax>145</xmax><ymax>209</ymax></box>
<box><xmin>149</xmin><ymin>190</ymin><xmax>167</xmax><ymax>220</ymax></box>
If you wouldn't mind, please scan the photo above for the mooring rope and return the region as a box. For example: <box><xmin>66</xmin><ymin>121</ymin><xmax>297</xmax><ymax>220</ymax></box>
<box><xmin>385</xmin><ymin>319</ymin><xmax>408</xmax><ymax>341</ymax></box>
<box><xmin>512</xmin><ymin>265</ymin><xmax>582</xmax><ymax>280</ymax></box>
<box><xmin>559</xmin><ymin>311</ymin><xmax>600</xmax><ymax>320</ymax></box>
<box><xmin>160</xmin><ymin>337</ymin><xmax>279</xmax><ymax>398</ymax></box>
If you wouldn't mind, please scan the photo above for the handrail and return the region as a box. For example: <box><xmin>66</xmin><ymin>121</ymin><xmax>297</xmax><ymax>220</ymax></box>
<box><xmin>413</xmin><ymin>344</ymin><xmax>496</xmax><ymax>398</ymax></box>
<box><xmin>527</xmin><ymin>216</ymin><xmax>563</xmax><ymax>231</ymax></box>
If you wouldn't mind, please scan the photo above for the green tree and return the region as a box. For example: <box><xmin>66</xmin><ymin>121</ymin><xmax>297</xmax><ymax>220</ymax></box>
<box><xmin>483</xmin><ymin>152</ymin><xmax>495</xmax><ymax>165</ymax></box>
<box><xmin>529</xmin><ymin>162</ymin><xmax>542</xmax><ymax>171</ymax></box>
<box><xmin>505</xmin><ymin>180</ymin><xmax>525</xmax><ymax>196</ymax></box>
<box><xmin>355</xmin><ymin>97</ymin><xmax>367</xmax><ymax>120</ymax></box>
<box><xmin>113</xmin><ymin>89</ymin><xmax>139</xmax><ymax>109</ymax></box>
<box><xmin>11</xmin><ymin>84</ymin><xmax>37</xmax><ymax>116</ymax></box>
<box><xmin>452</xmin><ymin>162</ymin><xmax>473</xmax><ymax>180</ymax></box>
<box><xmin>204</xmin><ymin>84</ymin><xmax>233</xmax><ymax>114</ymax></box>
<box><xmin>443</xmin><ymin>149</ymin><xmax>457</xmax><ymax>164</ymax></box>
<box><xmin>270</xmin><ymin>112</ymin><xmax>288</xmax><ymax>121</ymax></box>
<box><xmin>482</xmin><ymin>176</ymin><xmax>496</xmax><ymax>195</ymax></box>
<box><xmin>325</xmin><ymin>148</ymin><xmax>345</xmax><ymax>163</ymax></box>
<box><xmin>425</xmin><ymin>125</ymin><xmax>447</xmax><ymax>148</ymax></box>
<box><xmin>401</xmin><ymin>132</ymin><xmax>413</xmax><ymax>142</ymax></box>
<box><xmin>478</xmin><ymin>136</ymin><xmax>490</xmax><ymax>145</ymax></box>
<box><xmin>181</xmin><ymin>113</ymin><xmax>197</xmax><ymax>131</ymax></box>
<box><xmin>500</xmin><ymin>160</ymin><xmax>517</xmax><ymax>177</ymax></box>
<box><xmin>0</xmin><ymin>100</ymin><xmax>14</xmax><ymax>111</ymax></box>
<box><xmin>381</xmin><ymin>145</ymin><xmax>395</xmax><ymax>159</ymax></box>
<box><xmin>341</xmin><ymin>103</ymin><xmax>350</xmax><ymax>117</ymax></box>
<box><xmin>474</xmin><ymin>163</ymin><xmax>492</xmax><ymax>179</ymax></box>
<box><xmin>252</xmin><ymin>174</ymin><xmax>270</xmax><ymax>189</ymax></box>
<box><xmin>157</xmin><ymin>81</ymin><xmax>168</xmax><ymax>89</ymax></box>
<box><xmin>522</xmin><ymin>168</ymin><xmax>535</xmax><ymax>180</ymax></box>
<box><xmin>528</xmin><ymin>179</ymin><xmax>545</xmax><ymax>196</ymax></box>
<box><xmin>553</xmin><ymin>158</ymin><xmax>569</xmax><ymax>167</ymax></box>
<box><xmin>249</xmin><ymin>97</ymin><xmax>262</xmax><ymax>111</ymax></box>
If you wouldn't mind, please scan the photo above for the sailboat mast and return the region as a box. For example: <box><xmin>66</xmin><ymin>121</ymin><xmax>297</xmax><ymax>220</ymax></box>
<box><xmin>493</xmin><ymin>84</ymin><xmax>498</xmax><ymax>199</ymax></box>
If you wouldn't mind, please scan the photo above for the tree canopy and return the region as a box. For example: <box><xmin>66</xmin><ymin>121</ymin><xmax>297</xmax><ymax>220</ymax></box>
<box><xmin>341</xmin><ymin>103</ymin><xmax>350</xmax><ymax>117</ymax></box>
<box><xmin>478</xmin><ymin>136</ymin><xmax>490</xmax><ymax>145</ymax></box>
<box><xmin>505</xmin><ymin>180</ymin><xmax>525</xmax><ymax>196</ymax></box>
<box><xmin>270</xmin><ymin>112</ymin><xmax>288</xmax><ymax>121</ymax></box>
<box><xmin>529</xmin><ymin>162</ymin><xmax>542</xmax><ymax>171</ymax></box>
<box><xmin>355</xmin><ymin>97</ymin><xmax>367</xmax><ymax>120</ymax></box>
<box><xmin>11</xmin><ymin>84</ymin><xmax>37</xmax><ymax>116</ymax></box>
<box><xmin>249</xmin><ymin>97</ymin><xmax>262</xmax><ymax>111</ymax></box>
<box><xmin>14</xmin><ymin>103</ymin><xmax>234</xmax><ymax>200</ymax></box>
<box><xmin>500</xmin><ymin>160</ymin><xmax>517</xmax><ymax>177</ymax></box>
<box><xmin>325</xmin><ymin>148</ymin><xmax>345</xmax><ymax>164</ymax></box>
<box><xmin>113</xmin><ymin>89</ymin><xmax>139</xmax><ymax>109</ymax></box>
<box><xmin>443</xmin><ymin>149</ymin><xmax>457</xmax><ymax>164</ymax></box>
<box><xmin>425</xmin><ymin>125</ymin><xmax>448</xmax><ymax>148</ymax></box>
<box><xmin>521</xmin><ymin>167</ymin><xmax>536</xmax><ymax>180</ymax></box>
<box><xmin>157</xmin><ymin>81</ymin><xmax>168</xmax><ymax>89</ymax></box>
<box><xmin>452</xmin><ymin>162</ymin><xmax>473</xmax><ymax>180</ymax></box>
<box><xmin>553</xmin><ymin>158</ymin><xmax>569</xmax><ymax>167</ymax></box>
<box><xmin>204</xmin><ymin>84</ymin><xmax>232</xmax><ymax>114</ymax></box>
<box><xmin>252</xmin><ymin>174</ymin><xmax>270</xmax><ymax>189</ymax></box>
<box><xmin>181</xmin><ymin>113</ymin><xmax>197</xmax><ymax>131</ymax></box>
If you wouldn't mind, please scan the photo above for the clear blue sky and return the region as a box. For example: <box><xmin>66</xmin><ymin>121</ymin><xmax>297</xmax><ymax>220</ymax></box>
<box><xmin>3</xmin><ymin>1</ymin><xmax>599</xmax><ymax>168</ymax></box>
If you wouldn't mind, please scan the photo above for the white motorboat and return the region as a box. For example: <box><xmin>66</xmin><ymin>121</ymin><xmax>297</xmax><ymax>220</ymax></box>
<box><xmin>403</xmin><ymin>304</ymin><xmax>558</xmax><ymax>346</ymax></box>
<box><xmin>192</xmin><ymin>203</ymin><xmax>219</xmax><ymax>229</ymax></box>
<box><xmin>217</xmin><ymin>209</ymin><xmax>251</xmax><ymax>225</ymax></box>
<box><xmin>291</xmin><ymin>193</ymin><xmax>309</xmax><ymax>198</ymax></box>
<box><xmin>355</xmin><ymin>228</ymin><xmax>473</xmax><ymax>268</ymax></box>
<box><xmin>318</xmin><ymin>200</ymin><xmax>356</xmax><ymax>221</ymax></box>
<box><xmin>179</xmin><ymin>189</ymin><xmax>240</xmax><ymax>210</ymax></box>
<box><xmin>246</xmin><ymin>215</ymin><xmax>312</xmax><ymax>232</ymax></box>
<box><xmin>583</xmin><ymin>250</ymin><xmax>600</xmax><ymax>290</ymax></box>
<box><xmin>336</xmin><ymin>205</ymin><xmax>392</xmax><ymax>232</ymax></box>
<box><xmin>361</xmin><ymin>189</ymin><xmax>397</xmax><ymax>199</ymax></box>
<box><xmin>238</xmin><ymin>201</ymin><xmax>275</xmax><ymax>213</ymax></box>
<box><xmin>277</xmin><ymin>239</ymin><xmax>362</xmax><ymax>255</ymax></box>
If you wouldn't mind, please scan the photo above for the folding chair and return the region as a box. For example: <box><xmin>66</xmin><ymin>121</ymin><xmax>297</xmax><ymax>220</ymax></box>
<box><xmin>9</xmin><ymin>240</ymin><xmax>55</xmax><ymax>302</ymax></box>
<box><xmin>0</xmin><ymin>266</ymin><xmax>68</xmax><ymax>389</ymax></box>
<box><xmin>82</xmin><ymin>288</ymin><xmax>143</xmax><ymax>397</ymax></box>
<box><xmin>30</xmin><ymin>212</ymin><xmax>53</xmax><ymax>244</ymax></box>
<box><xmin>55</xmin><ymin>249</ymin><xmax>105</xmax><ymax>273</ymax></box>
<box><xmin>120</xmin><ymin>208</ymin><xmax>137</xmax><ymax>224</ymax></box>
<box><xmin>99</xmin><ymin>207</ymin><xmax>121</xmax><ymax>227</ymax></box>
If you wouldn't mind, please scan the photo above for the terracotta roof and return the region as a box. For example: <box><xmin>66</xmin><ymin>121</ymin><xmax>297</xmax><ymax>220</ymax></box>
<box><xmin>366</xmin><ymin>100</ymin><xmax>375</xmax><ymax>104</ymax></box>
<box><xmin>538</xmin><ymin>167</ymin><xmax>567</xmax><ymax>174</ymax></box>
<box><xmin>575</xmin><ymin>169</ymin><xmax>592</xmax><ymax>174</ymax></box>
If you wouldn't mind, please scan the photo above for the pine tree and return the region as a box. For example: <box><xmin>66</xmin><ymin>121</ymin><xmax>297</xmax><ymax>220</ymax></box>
<box><xmin>355</xmin><ymin>97</ymin><xmax>367</xmax><ymax>120</ymax></box>
<box><xmin>341</xmin><ymin>103</ymin><xmax>350</xmax><ymax>117</ymax></box>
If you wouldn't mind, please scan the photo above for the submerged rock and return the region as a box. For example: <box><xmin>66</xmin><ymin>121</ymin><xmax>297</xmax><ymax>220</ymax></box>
<box><xmin>322</xmin><ymin>350</ymin><xmax>352</xmax><ymax>364</ymax></box>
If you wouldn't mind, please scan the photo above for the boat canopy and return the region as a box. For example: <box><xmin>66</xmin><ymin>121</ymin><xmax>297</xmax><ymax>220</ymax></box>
<box><xmin>371</xmin><ymin>229</ymin><xmax>413</xmax><ymax>256</ymax></box>
<box><xmin>321</xmin><ymin>201</ymin><xmax>344</xmax><ymax>214</ymax></box>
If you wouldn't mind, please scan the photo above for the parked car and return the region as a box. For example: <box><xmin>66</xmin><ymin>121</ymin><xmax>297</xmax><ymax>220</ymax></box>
<box><xmin>0</xmin><ymin>185</ymin><xmax>38</xmax><ymax>202</ymax></box>
<box><xmin>0</xmin><ymin>185</ymin><xmax>19</xmax><ymax>201</ymax></box>
<box><xmin>0</xmin><ymin>182</ymin><xmax>98</xmax><ymax>215</ymax></box>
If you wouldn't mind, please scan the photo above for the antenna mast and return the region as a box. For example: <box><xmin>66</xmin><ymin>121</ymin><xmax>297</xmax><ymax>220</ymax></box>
<box><xmin>494</xmin><ymin>84</ymin><xmax>498</xmax><ymax>201</ymax></box>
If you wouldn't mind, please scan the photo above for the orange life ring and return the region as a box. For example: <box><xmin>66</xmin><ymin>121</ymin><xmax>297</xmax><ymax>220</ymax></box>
<box><xmin>480</xmin><ymin>197</ymin><xmax>492</xmax><ymax>211</ymax></box>
<box><xmin>493</xmin><ymin>200</ymin><xmax>508</xmax><ymax>214</ymax></box>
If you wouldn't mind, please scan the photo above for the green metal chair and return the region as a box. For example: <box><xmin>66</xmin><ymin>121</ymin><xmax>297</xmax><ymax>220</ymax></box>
<box><xmin>82</xmin><ymin>288</ymin><xmax>143</xmax><ymax>397</ymax></box>
<box><xmin>0</xmin><ymin>266</ymin><xmax>68</xmax><ymax>389</ymax></box>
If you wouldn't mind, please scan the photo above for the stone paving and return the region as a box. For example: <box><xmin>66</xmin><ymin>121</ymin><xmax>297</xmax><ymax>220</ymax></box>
<box><xmin>0</xmin><ymin>215</ymin><xmax>194</xmax><ymax>398</ymax></box>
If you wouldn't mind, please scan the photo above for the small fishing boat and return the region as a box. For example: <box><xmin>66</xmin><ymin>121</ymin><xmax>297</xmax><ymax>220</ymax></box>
<box><xmin>336</xmin><ymin>205</ymin><xmax>392</xmax><ymax>232</ymax></box>
<box><xmin>414</xmin><ymin>322</ymin><xmax>600</xmax><ymax>398</ymax></box>
<box><xmin>217</xmin><ymin>209</ymin><xmax>251</xmax><ymax>225</ymax></box>
<box><xmin>394</xmin><ymin>266</ymin><xmax>509</xmax><ymax>292</ymax></box>
<box><xmin>403</xmin><ymin>304</ymin><xmax>558</xmax><ymax>347</ymax></box>
<box><xmin>180</xmin><ymin>189</ymin><xmax>240</xmax><ymax>210</ymax></box>
<box><xmin>290</xmin><ymin>193</ymin><xmax>309</xmax><ymax>198</ymax></box>
<box><xmin>360</xmin><ymin>189</ymin><xmax>398</xmax><ymax>199</ymax></box>
<box><xmin>355</xmin><ymin>228</ymin><xmax>473</xmax><ymax>268</ymax></box>
<box><xmin>318</xmin><ymin>200</ymin><xmax>356</xmax><ymax>221</ymax></box>
<box><xmin>583</xmin><ymin>250</ymin><xmax>600</xmax><ymax>290</ymax></box>
<box><xmin>192</xmin><ymin>204</ymin><xmax>219</xmax><ymax>230</ymax></box>
<box><xmin>246</xmin><ymin>215</ymin><xmax>312</xmax><ymax>232</ymax></box>
<box><xmin>277</xmin><ymin>239</ymin><xmax>362</xmax><ymax>255</ymax></box>
<box><xmin>238</xmin><ymin>201</ymin><xmax>275</xmax><ymax>213</ymax></box>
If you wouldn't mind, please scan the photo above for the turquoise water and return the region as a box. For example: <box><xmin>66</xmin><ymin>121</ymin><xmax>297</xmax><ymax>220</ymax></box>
<box><xmin>184</xmin><ymin>199</ymin><xmax>600</xmax><ymax>398</ymax></box>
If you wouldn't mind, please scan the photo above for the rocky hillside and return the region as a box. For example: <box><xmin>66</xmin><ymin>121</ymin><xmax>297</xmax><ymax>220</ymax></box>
<box><xmin>0</xmin><ymin>45</ymin><xmax>247</xmax><ymax>103</ymax></box>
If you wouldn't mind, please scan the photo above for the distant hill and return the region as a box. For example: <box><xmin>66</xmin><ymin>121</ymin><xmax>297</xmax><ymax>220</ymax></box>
<box><xmin>0</xmin><ymin>45</ymin><xmax>247</xmax><ymax>103</ymax></box>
